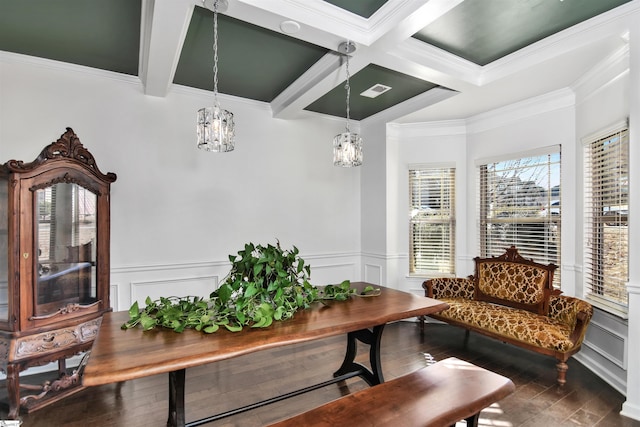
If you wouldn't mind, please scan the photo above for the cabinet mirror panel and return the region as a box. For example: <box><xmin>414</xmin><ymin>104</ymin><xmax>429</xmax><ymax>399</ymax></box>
<box><xmin>35</xmin><ymin>182</ymin><xmax>97</xmax><ymax>316</ymax></box>
<box><xmin>0</xmin><ymin>175</ymin><xmax>8</xmax><ymax>322</ymax></box>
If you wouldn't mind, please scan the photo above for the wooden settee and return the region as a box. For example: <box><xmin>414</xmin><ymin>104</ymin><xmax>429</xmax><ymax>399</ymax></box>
<box><xmin>421</xmin><ymin>246</ymin><xmax>593</xmax><ymax>386</ymax></box>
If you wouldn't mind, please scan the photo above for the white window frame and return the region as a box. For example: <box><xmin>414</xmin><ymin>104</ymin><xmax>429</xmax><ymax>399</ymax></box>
<box><xmin>476</xmin><ymin>146</ymin><xmax>561</xmax><ymax>287</ymax></box>
<box><xmin>583</xmin><ymin>121</ymin><xmax>629</xmax><ymax>317</ymax></box>
<box><xmin>408</xmin><ymin>164</ymin><xmax>456</xmax><ymax>276</ymax></box>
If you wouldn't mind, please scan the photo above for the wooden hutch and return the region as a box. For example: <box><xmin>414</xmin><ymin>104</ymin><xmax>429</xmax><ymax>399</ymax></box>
<box><xmin>0</xmin><ymin>128</ymin><xmax>116</xmax><ymax>418</ymax></box>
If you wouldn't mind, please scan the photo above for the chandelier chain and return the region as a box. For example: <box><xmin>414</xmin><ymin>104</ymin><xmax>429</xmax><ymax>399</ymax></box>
<box><xmin>213</xmin><ymin>1</ymin><xmax>220</xmax><ymax>104</ymax></box>
<box><xmin>344</xmin><ymin>53</ymin><xmax>351</xmax><ymax>133</ymax></box>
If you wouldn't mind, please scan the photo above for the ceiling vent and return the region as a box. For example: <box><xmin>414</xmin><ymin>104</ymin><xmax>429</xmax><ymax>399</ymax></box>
<box><xmin>360</xmin><ymin>84</ymin><xmax>392</xmax><ymax>98</ymax></box>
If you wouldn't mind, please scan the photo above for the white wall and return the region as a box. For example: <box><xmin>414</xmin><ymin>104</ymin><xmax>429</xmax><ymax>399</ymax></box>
<box><xmin>385</xmin><ymin>121</ymin><xmax>467</xmax><ymax>295</ymax></box>
<box><xmin>360</xmin><ymin>120</ymin><xmax>387</xmax><ymax>286</ymax></box>
<box><xmin>0</xmin><ymin>53</ymin><xmax>363</xmax><ymax>313</ymax></box>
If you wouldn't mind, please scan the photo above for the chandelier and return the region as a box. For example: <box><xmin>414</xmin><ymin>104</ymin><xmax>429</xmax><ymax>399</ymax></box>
<box><xmin>333</xmin><ymin>41</ymin><xmax>362</xmax><ymax>167</ymax></box>
<box><xmin>197</xmin><ymin>0</ymin><xmax>235</xmax><ymax>152</ymax></box>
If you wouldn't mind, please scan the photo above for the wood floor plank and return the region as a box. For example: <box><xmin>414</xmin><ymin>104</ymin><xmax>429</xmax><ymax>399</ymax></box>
<box><xmin>1</xmin><ymin>322</ymin><xmax>638</xmax><ymax>427</ymax></box>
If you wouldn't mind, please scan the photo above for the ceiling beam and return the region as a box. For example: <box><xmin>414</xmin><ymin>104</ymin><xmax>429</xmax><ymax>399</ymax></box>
<box><xmin>270</xmin><ymin>52</ymin><xmax>342</xmax><ymax>119</ymax></box>
<box><xmin>270</xmin><ymin>0</ymin><xmax>470</xmax><ymax>120</ymax></box>
<box><xmin>381</xmin><ymin>39</ymin><xmax>481</xmax><ymax>91</ymax></box>
<box><xmin>140</xmin><ymin>0</ymin><xmax>195</xmax><ymax>97</ymax></box>
<box><xmin>271</xmin><ymin>47</ymin><xmax>376</xmax><ymax>120</ymax></box>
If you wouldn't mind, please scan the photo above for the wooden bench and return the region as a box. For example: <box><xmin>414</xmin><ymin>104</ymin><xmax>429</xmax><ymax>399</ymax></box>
<box><xmin>267</xmin><ymin>357</ymin><xmax>515</xmax><ymax>427</ymax></box>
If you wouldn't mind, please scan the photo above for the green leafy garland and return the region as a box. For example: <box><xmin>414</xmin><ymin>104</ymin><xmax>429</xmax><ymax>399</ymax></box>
<box><xmin>121</xmin><ymin>242</ymin><xmax>378</xmax><ymax>333</ymax></box>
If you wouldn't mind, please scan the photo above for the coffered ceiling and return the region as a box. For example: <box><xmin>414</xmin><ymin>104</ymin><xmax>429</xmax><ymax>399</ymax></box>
<box><xmin>0</xmin><ymin>0</ymin><xmax>637</xmax><ymax>123</ymax></box>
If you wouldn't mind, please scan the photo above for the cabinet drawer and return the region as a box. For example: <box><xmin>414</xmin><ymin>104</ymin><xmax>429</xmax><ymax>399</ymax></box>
<box><xmin>14</xmin><ymin>317</ymin><xmax>102</xmax><ymax>360</ymax></box>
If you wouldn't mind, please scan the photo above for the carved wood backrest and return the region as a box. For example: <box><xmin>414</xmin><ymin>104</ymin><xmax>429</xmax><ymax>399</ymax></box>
<box><xmin>473</xmin><ymin>246</ymin><xmax>558</xmax><ymax>315</ymax></box>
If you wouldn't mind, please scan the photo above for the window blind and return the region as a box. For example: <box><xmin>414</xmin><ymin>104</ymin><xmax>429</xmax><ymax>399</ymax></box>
<box><xmin>409</xmin><ymin>166</ymin><xmax>455</xmax><ymax>275</ymax></box>
<box><xmin>37</xmin><ymin>186</ymin><xmax>55</xmax><ymax>261</ymax></box>
<box><xmin>584</xmin><ymin>126</ymin><xmax>629</xmax><ymax>314</ymax></box>
<box><xmin>477</xmin><ymin>149</ymin><xmax>561</xmax><ymax>286</ymax></box>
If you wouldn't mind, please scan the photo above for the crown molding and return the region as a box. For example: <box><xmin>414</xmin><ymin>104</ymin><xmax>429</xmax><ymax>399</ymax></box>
<box><xmin>172</xmin><ymin>82</ymin><xmax>273</xmax><ymax>112</ymax></box>
<box><xmin>572</xmin><ymin>43</ymin><xmax>629</xmax><ymax>103</ymax></box>
<box><xmin>465</xmin><ymin>88</ymin><xmax>575</xmax><ymax>134</ymax></box>
<box><xmin>387</xmin><ymin>118</ymin><xmax>466</xmax><ymax>140</ymax></box>
<box><xmin>0</xmin><ymin>51</ymin><xmax>142</xmax><ymax>86</ymax></box>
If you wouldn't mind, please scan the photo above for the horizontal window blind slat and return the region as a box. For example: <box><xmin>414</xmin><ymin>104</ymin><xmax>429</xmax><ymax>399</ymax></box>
<box><xmin>583</xmin><ymin>127</ymin><xmax>629</xmax><ymax>311</ymax></box>
<box><xmin>409</xmin><ymin>166</ymin><xmax>455</xmax><ymax>275</ymax></box>
<box><xmin>478</xmin><ymin>151</ymin><xmax>561</xmax><ymax>287</ymax></box>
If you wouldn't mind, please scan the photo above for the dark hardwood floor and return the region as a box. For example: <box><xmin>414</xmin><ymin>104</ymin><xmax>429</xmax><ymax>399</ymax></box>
<box><xmin>2</xmin><ymin>321</ymin><xmax>639</xmax><ymax>426</ymax></box>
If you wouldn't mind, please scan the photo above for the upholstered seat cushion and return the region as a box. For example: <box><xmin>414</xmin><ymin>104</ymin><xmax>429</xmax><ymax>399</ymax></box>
<box><xmin>436</xmin><ymin>298</ymin><xmax>575</xmax><ymax>352</ymax></box>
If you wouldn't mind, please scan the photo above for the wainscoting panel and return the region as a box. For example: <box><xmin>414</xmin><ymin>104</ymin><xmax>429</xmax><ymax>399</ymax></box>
<box><xmin>111</xmin><ymin>261</ymin><xmax>229</xmax><ymax>310</ymax></box>
<box><xmin>309</xmin><ymin>263</ymin><xmax>357</xmax><ymax>285</ymax></box>
<box><xmin>575</xmin><ymin>308</ymin><xmax>629</xmax><ymax>394</ymax></box>
<box><xmin>111</xmin><ymin>254</ymin><xmax>361</xmax><ymax>310</ymax></box>
<box><xmin>109</xmin><ymin>283</ymin><xmax>120</xmax><ymax>312</ymax></box>
<box><xmin>584</xmin><ymin>320</ymin><xmax>626</xmax><ymax>369</ymax></box>
<box><xmin>364</xmin><ymin>263</ymin><xmax>382</xmax><ymax>285</ymax></box>
<box><xmin>130</xmin><ymin>275</ymin><xmax>219</xmax><ymax>307</ymax></box>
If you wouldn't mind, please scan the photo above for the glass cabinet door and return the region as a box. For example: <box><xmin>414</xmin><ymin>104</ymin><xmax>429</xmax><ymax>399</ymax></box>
<box><xmin>34</xmin><ymin>182</ymin><xmax>97</xmax><ymax>317</ymax></box>
<box><xmin>0</xmin><ymin>175</ymin><xmax>8</xmax><ymax>322</ymax></box>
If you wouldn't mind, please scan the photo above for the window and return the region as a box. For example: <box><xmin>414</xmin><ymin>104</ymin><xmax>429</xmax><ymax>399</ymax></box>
<box><xmin>584</xmin><ymin>124</ymin><xmax>629</xmax><ymax>315</ymax></box>
<box><xmin>37</xmin><ymin>183</ymin><xmax>96</xmax><ymax>262</ymax></box>
<box><xmin>409</xmin><ymin>165</ymin><xmax>455</xmax><ymax>275</ymax></box>
<box><xmin>477</xmin><ymin>148</ymin><xmax>561</xmax><ymax>286</ymax></box>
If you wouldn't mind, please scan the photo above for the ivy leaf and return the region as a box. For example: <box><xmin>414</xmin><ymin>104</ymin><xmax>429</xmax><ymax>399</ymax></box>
<box><xmin>252</xmin><ymin>317</ymin><xmax>267</xmax><ymax>328</ymax></box>
<box><xmin>362</xmin><ymin>285</ymin><xmax>380</xmax><ymax>295</ymax></box>
<box><xmin>128</xmin><ymin>301</ymin><xmax>140</xmax><ymax>318</ymax></box>
<box><xmin>244</xmin><ymin>283</ymin><xmax>259</xmax><ymax>298</ymax></box>
<box><xmin>263</xmin><ymin>315</ymin><xmax>273</xmax><ymax>327</ymax></box>
<box><xmin>254</xmin><ymin>263</ymin><xmax>263</xmax><ymax>276</ymax></box>
<box><xmin>236</xmin><ymin>311</ymin><xmax>246</xmax><ymax>324</ymax></box>
<box><xmin>217</xmin><ymin>283</ymin><xmax>233</xmax><ymax>303</ymax></box>
<box><xmin>225</xmin><ymin>324</ymin><xmax>243</xmax><ymax>332</ymax></box>
<box><xmin>204</xmin><ymin>324</ymin><xmax>219</xmax><ymax>333</ymax></box>
<box><xmin>140</xmin><ymin>314</ymin><xmax>157</xmax><ymax>331</ymax></box>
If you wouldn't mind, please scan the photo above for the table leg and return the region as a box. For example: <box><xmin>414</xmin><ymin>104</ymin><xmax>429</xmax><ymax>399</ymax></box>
<box><xmin>167</xmin><ymin>369</ymin><xmax>186</xmax><ymax>427</ymax></box>
<box><xmin>333</xmin><ymin>324</ymin><xmax>385</xmax><ymax>385</ymax></box>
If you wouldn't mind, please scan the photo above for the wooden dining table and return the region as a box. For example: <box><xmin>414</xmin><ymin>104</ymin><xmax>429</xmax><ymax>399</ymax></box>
<box><xmin>82</xmin><ymin>283</ymin><xmax>449</xmax><ymax>427</ymax></box>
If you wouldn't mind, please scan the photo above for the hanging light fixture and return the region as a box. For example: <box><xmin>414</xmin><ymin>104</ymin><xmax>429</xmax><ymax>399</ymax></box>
<box><xmin>197</xmin><ymin>0</ymin><xmax>235</xmax><ymax>152</ymax></box>
<box><xmin>333</xmin><ymin>41</ymin><xmax>362</xmax><ymax>167</ymax></box>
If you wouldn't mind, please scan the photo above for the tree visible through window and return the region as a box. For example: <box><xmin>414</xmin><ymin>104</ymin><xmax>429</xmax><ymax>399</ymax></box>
<box><xmin>478</xmin><ymin>149</ymin><xmax>561</xmax><ymax>286</ymax></box>
<box><xmin>584</xmin><ymin>125</ymin><xmax>628</xmax><ymax>315</ymax></box>
<box><xmin>409</xmin><ymin>166</ymin><xmax>455</xmax><ymax>275</ymax></box>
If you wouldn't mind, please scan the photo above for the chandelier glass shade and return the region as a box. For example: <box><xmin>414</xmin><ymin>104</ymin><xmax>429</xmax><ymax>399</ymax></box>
<box><xmin>197</xmin><ymin>105</ymin><xmax>234</xmax><ymax>152</ymax></box>
<box><xmin>333</xmin><ymin>132</ymin><xmax>363</xmax><ymax>167</ymax></box>
<box><xmin>197</xmin><ymin>0</ymin><xmax>235</xmax><ymax>152</ymax></box>
<box><xmin>333</xmin><ymin>41</ymin><xmax>362</xmax><ymax>167</ymax></box>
